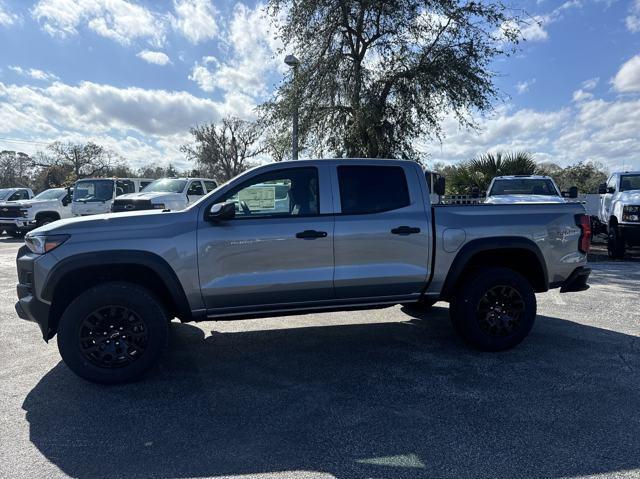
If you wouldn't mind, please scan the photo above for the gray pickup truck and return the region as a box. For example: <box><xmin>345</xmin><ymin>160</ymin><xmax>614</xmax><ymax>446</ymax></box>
<box><xmin>15</xmin><ymin>159</ymin><xmax>592</xmax><ymax>384</ymax></box>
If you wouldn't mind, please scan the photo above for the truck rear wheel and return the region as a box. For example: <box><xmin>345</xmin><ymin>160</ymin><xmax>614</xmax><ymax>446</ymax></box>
<box><xmin>57</xmin><ymin>282</ymin><xmax>169</xmax><ymax>384</ymax></box>
<box><xmin>607</xmin><ymin>225</ymin><xmax>625</xmax><ymax>259</ymax></box>
<box><xmin>449</xmin><ymin>267</ymin><xmax>536</xmax><ymax>351</ymax></box>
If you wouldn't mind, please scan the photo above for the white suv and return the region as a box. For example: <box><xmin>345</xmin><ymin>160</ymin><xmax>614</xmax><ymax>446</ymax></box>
<box><xmin>598</xmin><ymin>171</ymin><xmax>640</xmax><ymax>259</ymax></box>
<box><xmin>0</xmin><ymin>188</ymin><xmax>71</xmax><ymax>236</ymax></box>
<box><xmin>111</xmin><ymin>178</ymin><xmax>217</xmax><ymax>212</ymax></box>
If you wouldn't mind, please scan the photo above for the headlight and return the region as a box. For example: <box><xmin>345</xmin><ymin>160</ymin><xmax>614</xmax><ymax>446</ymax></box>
<box><xmin>24</xmin><ymin>234</ymin><xmax>70</xmax><ymax>254</ymax></box>
<box><xmin>622</xmin><ymin>205</ymin><xmax>640</xmax><ymax>222</ymax></box>
<box><xmin>152</xmin><ymin>203</ymin><xmax>166</xmax><ymax>209</ymax></box>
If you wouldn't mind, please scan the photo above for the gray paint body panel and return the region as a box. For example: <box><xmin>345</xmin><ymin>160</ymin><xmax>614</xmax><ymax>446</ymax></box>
<box><xmin>26</xmin><ymin>159</ymin><xmax>588</xmax><ymax>321</ymax></box>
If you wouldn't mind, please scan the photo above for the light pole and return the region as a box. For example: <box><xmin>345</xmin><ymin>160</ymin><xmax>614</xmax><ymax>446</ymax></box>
<box><xmin>284</xmin><ymin>54</ymin><xmax>300</xmax><ymax>161</ymax></box>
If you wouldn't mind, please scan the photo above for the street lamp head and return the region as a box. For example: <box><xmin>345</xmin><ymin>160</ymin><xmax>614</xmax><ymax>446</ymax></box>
<box><xmin>284</xmin><ymin>54</ymin><xmax>300</xmax><ymax>67</ymax></box>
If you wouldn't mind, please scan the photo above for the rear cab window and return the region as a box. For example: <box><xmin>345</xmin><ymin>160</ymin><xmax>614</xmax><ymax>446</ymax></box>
<box><xmin>337</xmin><ymin>165</ymin><xmax>410</xmax><ymax>214</ymax></box>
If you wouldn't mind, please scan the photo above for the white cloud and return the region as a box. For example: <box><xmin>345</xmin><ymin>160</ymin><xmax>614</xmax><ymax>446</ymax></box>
<box><xmin>8</xmin><ymin>65</ymin><xmax>59</xmax><ymax>82</ymax></box>
<box><xmin>516</xmin><ymin>79</ymin><xmax>536</xmax><ymax>94</ymax></box>
<box><xmin>611</xmin><ymin>55</ymin><xmax>640</xmax><ymax>93</ymax></box>
<box><xmin>572</xmin><ymin>89</ymin><xmax>593</xmax><ymax>102</ymax></box>
<box><xmin>0</xmin><ymin>80</ymin><xmax>226</xmax><ymax>137</ymax></box>
<box><xmin>170</xmin><ymin>0</ymin><xmax>218</xmax><ymax>44</ymax></box>
<box><xmin>0</xmin><ymin>80</ymin><xmax>238</xmax><ymax>168</ymax></box>
<box><xmin>188</xmin><ymin>3</ymin><xmax>282</xmax><ymax>116</ymax></box>
<box><xmin>627</xmin><ymin>0</ymin><xmax>640</xmax><ymax>33</ymax></box>
<box><xmin>421</xmin><ymin>93</ymin><xmax>640</xmax><ymax>171</ymax></box>
<box><xmin>0</xmin><ymin>1</ymin><xmax>20</xmax><ymax>26</ymax></box>
<box><xmin>581</xmin><ymin>77</ymin><xmax>599</xmax><ymax>90</ymax></box>
<box><xmin>31</xmin><ymin>0</ymin><xmax>165</xmax><ymax>46</ymax></box>
<box><xmin>520</xmin><ymin>16</ymin><xmax>549</xmax><ymax>42</ymax></box>
<box><xmin>136</xmin><ymin>50</ymin><xmax>171</xmax><ymax>66</ymax></box>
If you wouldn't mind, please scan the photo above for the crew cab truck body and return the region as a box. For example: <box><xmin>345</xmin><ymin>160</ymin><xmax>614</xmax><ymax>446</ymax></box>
<box><xmin>485</xmin><ymin>175</ymin><xmax>569</xmax><ymax>204</ymax></box>
<box><xmin>111</xmin><ymin>178</ymin><xmax>217</xmax><ymax>212</ymax></box>
<box><xmin>71</xmin><ymin>178</ymin><xmax>152</xmax><ymax>216</ymax></box>
<box><xmin>15</xmin><ymin>159</ymin><xmax>592</xmax><ymax>384</ymax></box>
<box><xmin>598</xmin><ymin>171</ymin><xmax>640</xmax><ymax>259</ymax></box>
<box><xmin>0</xmin><ymin>188</ymin><xmax>72</xmax><ymax>236</ymax></box>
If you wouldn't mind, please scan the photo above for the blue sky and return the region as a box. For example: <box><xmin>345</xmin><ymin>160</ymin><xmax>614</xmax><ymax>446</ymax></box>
<box><xmin>0</xmin><ymin>0</ymin><xmax>639</xmax><ymax>171</ymax></box>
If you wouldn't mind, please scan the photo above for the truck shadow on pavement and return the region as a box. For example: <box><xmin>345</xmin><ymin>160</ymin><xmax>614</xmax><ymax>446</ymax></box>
<box><xmin>22</xmin><ymin>307</ymin><xmax>640</xmax><ymax>479</ymax></box>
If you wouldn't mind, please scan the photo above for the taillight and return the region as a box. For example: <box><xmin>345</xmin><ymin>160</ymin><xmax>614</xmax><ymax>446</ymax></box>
<box><xmin>575</xmin><ymin>214</ymin><xmax>591</xmax><ymax>254</ymax></box>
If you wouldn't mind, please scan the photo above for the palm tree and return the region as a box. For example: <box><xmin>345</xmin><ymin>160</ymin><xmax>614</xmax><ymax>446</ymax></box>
<box><xmin>448</xmin><ymin>151</ymin><xmax>538</xmax><ymax>194</ymax></box>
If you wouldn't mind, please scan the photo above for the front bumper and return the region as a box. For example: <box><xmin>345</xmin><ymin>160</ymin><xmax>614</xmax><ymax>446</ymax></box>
<box><xmin>619</xmin><ymin>223</ymin><xmax>640</xmax><ymax>245</ymax></box>
<box><xmin>0</xmin><ymin>218</ymin><xmax>36</xmax><ymax>232</ymax></box>
<box><xmin>15</xmin><ymin>246</ymin><xmax>51</xmax><ymax>340</ymax></box>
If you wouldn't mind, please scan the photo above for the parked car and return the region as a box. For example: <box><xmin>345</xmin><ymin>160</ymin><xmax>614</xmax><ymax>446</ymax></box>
<box><xmin>598</xmin><ymin>171</ymin><xmax>640</xmax><ymax>259</ymax></box>
<box><xmin>111</xmin><ymin>178</ymin><xmax>217</xmax><ymax>212</ymax></box>
<box><xmin>0</xmin><ymin>188</ymin><xmax>72</xmax><ymax>237</ymax></box>
<box><xmin>16</xmin><ymin>159</ymin><xmax>591</xmax><ymax>384</ymax></box>
<box><xmin>71</xmin><ymin>178</ymin><xmax>153</xmax><ymax>216</ymax></box>
<box><xmin>0</xmin><ymin>188</ymin><xmax>35</xmax><ymax>236</ymax></box>
<box><xmin>484</xmin><ymin>175</ymin><xmax>574</xmax><ymax>204</ymax></box>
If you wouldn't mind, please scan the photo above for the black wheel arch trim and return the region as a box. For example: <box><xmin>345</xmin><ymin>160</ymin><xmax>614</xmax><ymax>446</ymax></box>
<box><xmin>41</xmin><ymin>250</ymin><xmax>193</xmax><ymax>320</ymax></box>
<box><xmin>440</xmin><ymin>237</ymin><xmax>549</xmax><ymax>299</ymax></box>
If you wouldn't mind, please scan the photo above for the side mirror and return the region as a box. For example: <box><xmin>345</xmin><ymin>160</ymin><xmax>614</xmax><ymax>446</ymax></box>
<box><xmin>434</xmin><ymin>176</ymin><xmax>446</xmax><ymax>196</ymax></box>
<box><xmin>207</xmin><ymin>202</ymin><xmax>235</xmax><ymax>222</ymax></box>
<box><xmin>598</xmin><ymin>183</ymin><xmax>607</xmax><ymax>195</ymax></box>
<box><xmin>569</xmin><ymin>186</ymin><xmax>578</xmax><ymax>199</ymax></box>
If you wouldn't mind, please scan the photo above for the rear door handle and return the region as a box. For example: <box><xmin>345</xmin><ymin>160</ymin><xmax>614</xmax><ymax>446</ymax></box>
<box><xmin>296</xmin><ymin>230</ymin><xmax>328</xmax><ymax>239</ymax></box>
<box><xmin>391</xmin><ymin>226</ymin><xmax>421</xmax><ymax>235</ymax></box>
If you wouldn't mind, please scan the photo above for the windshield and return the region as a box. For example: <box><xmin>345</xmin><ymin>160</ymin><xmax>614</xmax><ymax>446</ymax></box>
<box><xmin>141</xmin><ymin>179</ymin><xmax>187</xmax><ymax>193</ymax></box>
<box><xmin>73</xmin><ymin>180</ymin><xmax>114</xmax><ymax>202</ymax></box>
<box><xmin>0</xmin><ymin>189</ymin><xmax>12</xmax><ymax>201</ymax></box>
<box><xmin>620</xmin><ymin>174</ymin><xmax>640</xmax><ymax>192</ymax></box>
<box><xmin>489</xmin><ymin>179</ymin><xmax>559</xmax><ymax>196</ymax></box>
<box><xmin>33</xmin><ymin>189</ymin><xmax>64</xmax><ymax>200</ymax></box>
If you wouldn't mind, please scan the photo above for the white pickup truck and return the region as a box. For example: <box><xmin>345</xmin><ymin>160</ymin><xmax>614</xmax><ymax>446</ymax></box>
<box><xmin>0</xmin><ymin>187</ymin><xmax>36</xmax><ymax>236</ymax></box>
<box><xmin>71</xmin><ymin>178</ymin><xmax>153</xmax><ymax>216</ymax></box>
<box><xmin>485</xmin><ymin>175</ymin><xmax>574</xmax><ymax>204</ymax></box>
<box><xmin>111</xmin><ymin>178</ymin><xmax>217</xmax><ymax>212</ymax></box>
<box><xmin>0</xmin><ymin>188</ymin><xmax>72</xmax><ymax>236</ymax></box>
<box><xmin>598</xmin><ymin>171</ymin><xmax>640</xmax><ymax>259</ymax></box>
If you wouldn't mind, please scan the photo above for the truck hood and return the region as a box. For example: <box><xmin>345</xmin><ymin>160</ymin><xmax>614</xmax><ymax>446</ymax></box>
<box><xmin>116</xmin><ymin>192</ymin><xmax>184</xmax><ymax>202</ymax></box>
<box><xmin>485</xmin><ymin>195</ymin><xmax>566</xmax><ymax>204</ymax></box>
<box><xmin>5</xmin><ymin>198</ymin><xmax>58</xmax><ymax>207</ymax></box>
<box><xmin>616</xmin><ymin>190</ymin><xmax>640</xmax><ymax>204</ymax></box>
<box><xmin>28</xmin><ymin>208</ymin><xmax>190</xmax><ymax>235</ymax></box>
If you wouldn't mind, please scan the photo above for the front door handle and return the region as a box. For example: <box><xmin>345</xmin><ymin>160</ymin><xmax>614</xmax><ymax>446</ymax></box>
<box><xmin>391</xmin><ymin>226</ymin><xmax>421</xmax><ymax>235</ymax></box>
<box><xmin>296</xmin><ymin>230</ymin><xmax>328</xmax><ymax>239</ymax></box>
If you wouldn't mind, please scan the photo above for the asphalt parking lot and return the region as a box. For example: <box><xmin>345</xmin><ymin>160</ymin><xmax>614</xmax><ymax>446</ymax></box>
<box><xmin>1</xmin><ymin>236</ymin><xmax>639</xmax><ymax>479</ymax></box>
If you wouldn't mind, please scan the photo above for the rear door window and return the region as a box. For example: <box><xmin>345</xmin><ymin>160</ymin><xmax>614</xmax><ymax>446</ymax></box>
<box><xmin>204</xmin><ymin>181</ymin><xmax>217</xmax><ymax>193</ymax></box>
<box><xmin>187</xmin><ymin>181</ymin><xmax>205</xmax><ymax>196</ymax></box>
<box><xmin>338</xmin><ymin>165</ymin><xmax>410</xmax><ymax>215</ymax></box>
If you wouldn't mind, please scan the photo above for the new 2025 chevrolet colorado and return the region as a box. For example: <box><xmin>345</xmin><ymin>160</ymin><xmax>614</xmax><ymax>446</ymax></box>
<box><xmin>15</xmin><ymin>159</ymin><xmax>592</xmax><ymax>384</ymax></box>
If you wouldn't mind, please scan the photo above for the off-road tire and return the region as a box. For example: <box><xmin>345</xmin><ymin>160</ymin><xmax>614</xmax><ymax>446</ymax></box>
<box><xmin>449</xmin><ymin>267</ymin><xmax>536</xmax><ymax>351</ymax></box>
<box><xmin>57</xmin><ymin>282</ymin><xmax>169</xmax><ymax>384</ymax></box>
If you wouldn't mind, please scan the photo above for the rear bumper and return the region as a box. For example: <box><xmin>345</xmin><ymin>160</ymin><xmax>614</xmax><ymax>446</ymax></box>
<box><xmin>552</xmin><ymin>266</ymin><xmax>591</xmax><ymax>293</ymax></box>
<box><xmin>619</xmin><ymin>223</ymin><xmax>640</xmax><ymax>245</ymax></box>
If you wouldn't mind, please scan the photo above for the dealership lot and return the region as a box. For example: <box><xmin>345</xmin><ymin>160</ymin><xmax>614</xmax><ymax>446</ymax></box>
<box><xmin>1</xmin><ymin>236</ymin><xmax>639</xmax><ymax>479</ymax></box>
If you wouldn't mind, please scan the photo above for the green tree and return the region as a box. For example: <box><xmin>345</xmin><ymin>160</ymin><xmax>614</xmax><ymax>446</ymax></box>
<box><xmin>0</xmin><ymin>151</ymin><xmax>33</xmax><ymax>188</ymax></box>
<box><xmin>447</xmin><ymin>151</ymin><xmax>538</xmax><ymax>194</ymax></box>
<box><xmin>539</xmin><ymin>161</ymin><xmax>608</xmax><ymax>194</ymax></box>
<box><xmin>262</xmin><ymin>0</ymin><xmax>522</xmax><ymax>160</ymax></box>
<box><xmin>182</xmin><ymin>117</ymin><xmax>264</xmax><ymax>182</ymax></box>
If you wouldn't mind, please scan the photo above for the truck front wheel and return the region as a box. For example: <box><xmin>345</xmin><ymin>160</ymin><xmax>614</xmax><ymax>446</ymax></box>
<box><xmin>57</xmin><ymin>282</ymin><xmax>169</xmax><ymax>384</ymax></box>
<box><xmin>607</xmin><ymin>225</ymin><xmax>625</xmax><ymax>259</ymax></box>
<box><xmin>449</xmin><ymin>268</ymin><xmax>536</xmax><ymax>351</ymax></box>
